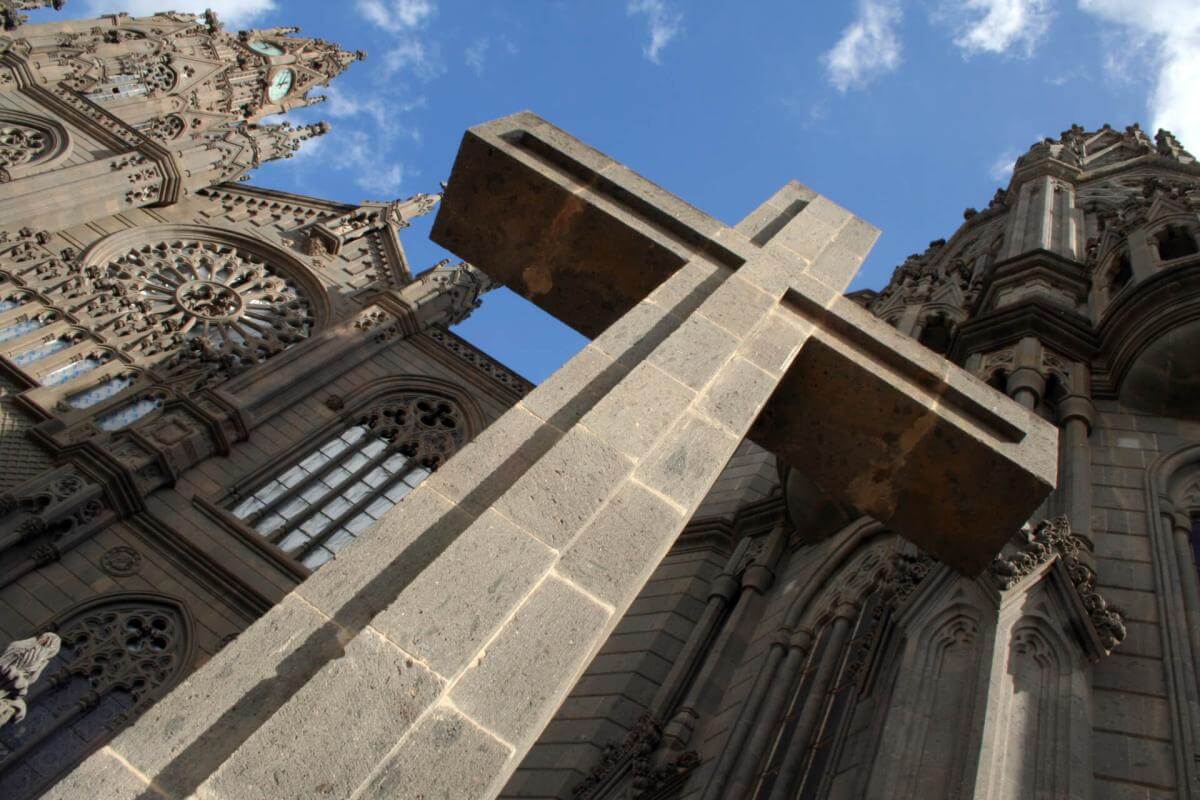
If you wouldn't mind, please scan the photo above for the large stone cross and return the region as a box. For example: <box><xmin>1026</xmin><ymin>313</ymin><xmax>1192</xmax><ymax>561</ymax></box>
<box><xmin>52</xmin><ymin>113</ymin><xmax>1056</xmax><ymax>800</ymax></box>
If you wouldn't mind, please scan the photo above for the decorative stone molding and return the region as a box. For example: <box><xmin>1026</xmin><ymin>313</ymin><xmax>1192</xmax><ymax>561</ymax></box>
<box><xmin>100</xmin><ymin>544</ymin><xmax>141</xmax><ymax>577</ymax></box>
<box><xmin>988</xmin><ymin>516</ymin><xmax>1126</xmax><ymax>652</ymax></box>
<box><xmin>572</xmin><ymin>712</ymin><xmax>699</xmax><ymax>800</ymax></box>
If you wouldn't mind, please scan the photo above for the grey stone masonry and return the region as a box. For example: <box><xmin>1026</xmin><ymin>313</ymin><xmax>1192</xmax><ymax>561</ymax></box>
<box><xmin>50</xmin><ymin>112</ymin><xmax>1058</xmax><ymax>799</ymax></box>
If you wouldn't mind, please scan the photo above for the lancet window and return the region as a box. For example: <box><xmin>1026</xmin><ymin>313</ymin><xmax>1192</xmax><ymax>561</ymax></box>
<box><xmin>0</xmin><ymin>596</ymin><xmax>190</xmax><ymax>800</ymax></box>
<box><xmin>231</xmin><ymin>393</ymin><xmax>467</xmax><ymax>570</ymax></box>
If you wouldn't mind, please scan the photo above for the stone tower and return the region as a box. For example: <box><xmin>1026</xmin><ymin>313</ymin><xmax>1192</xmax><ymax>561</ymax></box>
<box><xmin>0</xmin><ymin>7</ymin><xmax>524</xmax><ymax>798</ymax></box>
<box><xmin>502</xmin><ymin>126</ymin><xmax>1200</xmax><ymax>798</ymax></box>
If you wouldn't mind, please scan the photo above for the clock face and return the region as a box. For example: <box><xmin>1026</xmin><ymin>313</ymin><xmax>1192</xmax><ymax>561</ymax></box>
<box><xmin>248</xmin><ymin>40</ymin><xmax>284</xmax><ymax>56</ymax></box>
<box><xmin>267</xmin><ymin>69</ymin><xmax>294</xmax><ymax>102</ymax></box>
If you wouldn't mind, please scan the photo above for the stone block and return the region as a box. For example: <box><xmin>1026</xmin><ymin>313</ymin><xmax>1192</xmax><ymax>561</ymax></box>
<box><xmin>1092</xmin><ymin>730</ymin><xmax>1177</xmax><ymax>788</ymax></box>
<box><xmin>424</xmin><ymin>404</ymin><xmax>561</xmax><ymax>514</ymax></box>
<box><xmin>370</xmin><ymin>509</ymin><xmax>556</xmax><ymax>677</ymax></box>
<box><xmin>494</xmin><ymin>425</ymin><xmax>634</xmax><ymax>549</ymax></box>
<box><xmin>635</xmin><ymin>411</ymin><xmax>741</xmax><ymax>511</ymax></box>
<box><xmin>739</xmin><ymin>311</ymin><xmax>812</xmax><ymax>377</ymax></box>
<box><xmin>558</xmin><ymin>481</ymin><xmax>686</xmax><ymax>604</ymax></box>
<box><xmin>1094</xmin><ymin>652</ymin><xmax>1168</xmax><ymax>696</ymax></box>
<box><xmin>356</xmin><ymin>707</ymin><xmax>512</xmax><ymax>800</ymax></box>
<box><xmin>449</xmin><ymin>576</ymin><xmax>609</xmax><ymax>748</ymax></box>
<box><xmin>102</xmin><ymin>595</ymin><xmax>344</xmax><ymax>798</ymax></box>
<box><xmin>41</xmin><ymin>748</ymin><xmax>159</xmax><ymax>800</ymax></box>
<box><xmin>200</xmin><ymin>629</ymin><xmax>442</xmax><ymax>800</ymax></box>
<box><xmin>579</xmin><ymin>360</ymin><xmax>696</xmax><ymax>460</ymax></box>
<box><xmin>696</xmin><ymin>356</ymin><xmax>778</xmax><ymax>434</ymax></box>
<box><xmin>591</xmin><ymin>299</ymin><xmax>684</xmax><ymax>367</ymax></box>
<box><xmin>297</xmin><ymin>488</ymin><xmax>475</xmax><ymax>628</ymax></box>
<box><xmin>646</xmin><ymin>257</ymin><xmax>730</xmax><ymax>319</ymax></box>
<box><xmin>733</xmin><ymin>180</ymin><xmax>818</xmax><ymax>245</ymax></box>
<box><xmin>693</xmin><ymin>274</ymin><xmax>776</xmax><ymax>338</ymax></box>
<box><xmin>647</xmin><ymin>314</ymin><xmax>740</xmax><ymax>392</ymax></box>
<box><xmin>518</xmin><ymin>345</ymin><xmax>626</xmax><ymax>431</ymax></box>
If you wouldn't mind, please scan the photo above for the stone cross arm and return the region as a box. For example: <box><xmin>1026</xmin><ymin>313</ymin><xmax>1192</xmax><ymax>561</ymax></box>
<box><xmin>432</xmin><ymin>111</ymin><xmax>1058</xmax><ymax>573</ymax></box>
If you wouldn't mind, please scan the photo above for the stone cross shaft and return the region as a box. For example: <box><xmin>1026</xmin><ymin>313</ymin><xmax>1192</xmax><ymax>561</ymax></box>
<box><xmin>51</xmin><ymin>112</ymin><xmax>1056</xmax><ymax>800</ymax></box>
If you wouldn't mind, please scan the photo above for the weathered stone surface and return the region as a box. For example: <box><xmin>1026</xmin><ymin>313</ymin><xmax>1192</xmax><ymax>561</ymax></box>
<box><xmin>493</xmin><ymin>426</ymin><xmax>633</xmax><ymax>549</ymax></box>
<box><xmin>558</xmin><ymin>482</ymin><xmax>686</xmax><ymax>603</ymax></box>
<box><xmin>635</xmin><ymin>412</ymin><xmax>742</xmax><ymax>510</ymax></box>
<box><xmin>297</xmin><ymin>488</ymin><xmax>475</xmax><ymax>626</ymax></box>
<box><xmin>357</xmin><ymin>707</ymin><xmax>512</xmax><ymax>799</ymax></box>
<box><xmin>42</xmin><ymin>749</ymin><xmax>160</xmax><ymax>800</ymax></box>
<box><xmin>200</xmin><ymin>629</ymin><xmax>442</xmax><ymax>800</ymax></box>
<box><xmin>100</xmin><ymin>595</ymin><xmax>346</xmax><ymax>798</ymax></box>
<box><xmin>518</xmin><ymin>345</ymin><xmax>626</xmax><ymax>430</ymax></box>
<box><xmin>370</xmin><ymin>509</ymin><xmax>556</xmax><ymax>677</ymax></box>
<box><xmin>579</xmin><ymin>361</ymin><xmax>696</xmax><ymax>459</ymax></box>
<box><xmin>449</xmin><ymin>576</ymin><xmax>609</xmax><ymax>746</ymax></box>
<box><xmin>647</xmin><ymin>315</ymin><xmax>741</xmax><ymax>391</ymax></box>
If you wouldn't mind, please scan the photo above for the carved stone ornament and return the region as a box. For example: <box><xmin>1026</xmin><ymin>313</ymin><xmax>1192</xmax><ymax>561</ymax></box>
<box><xmin>0</xmin><ymin>631</ymin><xmax>61</xmax><ymax>728</ymax></box>
<box><xmin>989</xmin><ymin>516</ymin><xmax>1127</xmax><ymax>652</ymax></box>
<box><xmin>572</xmin><ymin>712</ymin><xmax>700</xmax><ymax>800</ymax></box>
<box><xmin>100</xmin><ymin>545</ymin><xmax>142</xmax><ymax>577</ymax></box>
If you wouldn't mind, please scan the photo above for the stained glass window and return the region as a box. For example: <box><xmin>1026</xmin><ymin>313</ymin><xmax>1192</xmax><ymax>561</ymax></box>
<box><xmin>66</xmin><ymin>373</ymin><xmax>135</xmax><ymax>409</ymax></box>
<box><xmin>232</xmin><ymin>394</ymin><xmax>465</xmax><ymax>570</ymax></box>
<box><xmin>40</xmin><ymin>356</ymin><xmax>104</xmax><ymax>387</ymax></box>
<box><xmin>96</xmin><ymin>394</ymin><xmax>164</xmax><ymax>431</ymax></box>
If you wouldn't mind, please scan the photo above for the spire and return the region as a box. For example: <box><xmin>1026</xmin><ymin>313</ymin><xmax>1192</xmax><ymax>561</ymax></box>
<box><xmin>245</xmin><ymin>120</ymin><xmax>329</xmax><ymax>165</ymax></box>
<box><xmin>0</xmin><ymin>0</ymin><xmax>64</xmax><ymax>30</ymax></box>
<box><xmin>395</xmin><ymin>260</ymin><xmax>496</xmax><ymax>330</ymax></box>
<box><xmin>304</xmin><ymin>192</ymin><xmax>440</xmax><ymax>258</ymax></box>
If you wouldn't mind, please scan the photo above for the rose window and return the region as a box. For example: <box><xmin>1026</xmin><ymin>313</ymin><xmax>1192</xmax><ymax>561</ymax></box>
<box><xmin>0</xmin><ymin>124</ymin><xmax>48</xmax><ymax>169</ymax></box>
<box><xmin>96</xmin><ymin>239</ymin><xmax>313</xmax><ymax>383</ymax></box>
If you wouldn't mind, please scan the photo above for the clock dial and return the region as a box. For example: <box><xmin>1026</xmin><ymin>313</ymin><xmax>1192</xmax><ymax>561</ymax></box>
<box><xmin>248</xmin><ymin>40</ymin><xmax>284</xmax><ymax>56</ymax></box>
<box><xmin>267</xmin><ymin>69</ymin><xmax>294</xmax><ymax>102</ymax></box>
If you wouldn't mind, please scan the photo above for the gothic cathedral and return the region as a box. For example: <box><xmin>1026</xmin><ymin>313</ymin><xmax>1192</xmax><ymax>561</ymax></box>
<box><xmin>0</xmin><ymin>5</ymin><xmax>1199</xmax><ymax>800</ymax></box>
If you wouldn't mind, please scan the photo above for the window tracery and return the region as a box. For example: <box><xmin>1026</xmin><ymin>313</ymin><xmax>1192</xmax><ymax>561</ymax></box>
<box><xmin>231</xmin><ymin>393</ymin><xmax>467</xmax><ymax>570</ymax></box>
<box><xmin>2</xmin><ymin>231</ymin><xmax>316</xmax><ymax>398</ymax></box>
<box><xmin>0</xmin><ymin>124</ymin><xmax>48</xmax><ymax>171</ymax></box>
<box><xmin>0</xmin><ymin>596</ymin><xmax>190</xmax><ymax>800</ymax></box>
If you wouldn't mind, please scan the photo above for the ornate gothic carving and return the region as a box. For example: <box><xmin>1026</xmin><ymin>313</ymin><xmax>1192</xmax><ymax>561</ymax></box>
<box><xmin>989</xmin><ymin>516</ymin><xmax>1126</xmax><ymax>652</ymax></box>
<box><xmin>100</xmin><ymin>545</ymin><xmax>141</xmax><ymax>577</ymax></box>
<box><xmin>572</xmin><ymin>713</ymin><xmax>699</xmax><ymax>800</ymax></box>
<box><xmin>355</xmin><ymin>393</ymin><xmax>464</xmax><ymax>470</ymax></box>
<box><xmin>0</xmin><ymin>632</ymin><xmax>60</xmax><ymax>727</ymax></box>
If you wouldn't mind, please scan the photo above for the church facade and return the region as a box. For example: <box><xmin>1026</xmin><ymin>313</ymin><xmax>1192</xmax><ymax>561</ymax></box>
<box><xmin>0</xmin><ymin>5</ymin><xmax>1197</xmax><ymax>799</ymax></box>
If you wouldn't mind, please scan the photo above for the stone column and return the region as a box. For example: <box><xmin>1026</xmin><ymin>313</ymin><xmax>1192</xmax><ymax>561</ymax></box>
<box><xmin>766</xmin><ymin>602</ymin><xmax>858</xmax><ymax>800</ymax></box>
<box><xmin>1057</xmin><ymin>385</ymin><xmax>1095</xmax><ymax>538</ymax></box>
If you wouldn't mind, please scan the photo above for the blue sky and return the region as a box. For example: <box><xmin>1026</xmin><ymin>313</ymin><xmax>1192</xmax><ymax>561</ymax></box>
<box><xmin>36</xmin><ymin>0</ymin><xmax>1200</xmax><ymax>383</ymax></box>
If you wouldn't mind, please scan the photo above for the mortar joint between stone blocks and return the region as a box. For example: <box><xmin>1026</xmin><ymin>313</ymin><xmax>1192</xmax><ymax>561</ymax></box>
<box><xmin>513</xmin><ymin>399</ymin><xmax>571</xmax><ymax>436</ymax></box>
<box><xmin>103</xmin><ymin>745</ymin><xmax>172</xmax><ymax>800</ymax></box>
<box><xmin>548</xmin><ymin>568</ymin><xmax>617</xmax><ymax>615</ymax></box>
<box><xmin>440</xmin><ymin>696</ymin><xmax>518</xmax><ymax>754</ymax></box>
<box><xmin>363</xmin><ymin>624</ymin><xmax>450</xmax><ymax>684</ymax></box>
<box><xmin>628</xmin><ymin>475</ymin><xmax>689</xmax><ymax>516</ymax></box>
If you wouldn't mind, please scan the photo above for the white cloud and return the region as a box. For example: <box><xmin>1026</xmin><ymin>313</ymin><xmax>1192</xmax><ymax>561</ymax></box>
<box><xmin>357</xmin><ymin>163</ymin><xmax>406</xmax><ymax>196</ymax></box>
<box><xmin>823</xmin><ymin>0</ymin><xmax>903</xmax><ymax>91</ymax></box>
<box><xmin>84</xmin><ymin>0</ymin><xmax>275</xmax><ymax>28</ymax></box>
<box><xmin>465</xmin><ymin>37</ymin><xmax>489</xmax><ymax>76</ymax></box>
<box><xmin>938</xmin><ymin>0</ymin><xmax>1053</xmax><ymax>56</ymax></box>
<box><xmin>355</xmin><ymin>0</ymin><xmax>435</xmax><ymax>33</ymax></box>
<box><xmin>989</xmin><ymin>147</ymin><xmax>1020</xmax><ymax>181</ymax></box>
<box><xmin>384</xmin><ymin>37</ymin><xmax>445</xmax><ymax>81</ymax></box>
<box><xmin>627</xmin><ymin>0</ymin><xmax>683</xmax><ymax>64</ymax></box>
<box><xmin>1078</xmin><ymin>0</ymin><xmax>1200</xmax><ymax>152</ymax></box>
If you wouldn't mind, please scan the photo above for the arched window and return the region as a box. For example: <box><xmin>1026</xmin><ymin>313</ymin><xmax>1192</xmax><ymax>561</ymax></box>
<box><xmin>0</xmin><ymin>594</ymin><xmax>191</xmax><ymax>800</ymax></box>
<box><xmin>231</xmin><ymin>393</ymin><xmax>467</xmax><ymax>570</ymax></box>
<box><xmin>1156</xmin><ymin>225</ymin><xmax>1199</xmax><ymax>262</ymax></box>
